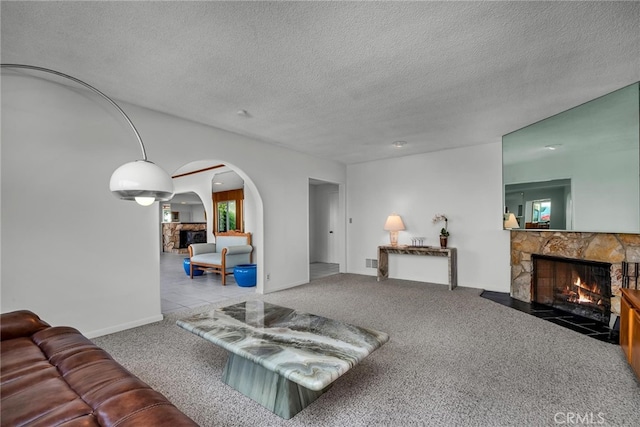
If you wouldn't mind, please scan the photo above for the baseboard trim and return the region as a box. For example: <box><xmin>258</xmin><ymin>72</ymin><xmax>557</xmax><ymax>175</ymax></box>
<box><xmin>265</xmin><ymin>280</ymin><xmax>307</xmax><ymax>294</ymax></box>
<box><xmin>84</xmin><ymin>314</ymin><xmax>164</xmax><ymax>338</ymax></box>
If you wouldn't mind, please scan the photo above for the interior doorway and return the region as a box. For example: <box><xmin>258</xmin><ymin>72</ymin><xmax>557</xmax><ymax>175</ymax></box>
<box><xmin>159</xmin><ymin>161</ymin><xmax>264</xmax><ymax>314</ymax></box>
<box><xmin>309</xmin><ymin>179</ymin><xmax>340</xmax><ymax>280</ymax></box>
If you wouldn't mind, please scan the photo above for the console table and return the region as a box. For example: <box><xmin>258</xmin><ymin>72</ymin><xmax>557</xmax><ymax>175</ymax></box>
<box><xmin>377</xmin><ymin>245</ymin><xmax>458</xmax><ymax>290</ymax></box>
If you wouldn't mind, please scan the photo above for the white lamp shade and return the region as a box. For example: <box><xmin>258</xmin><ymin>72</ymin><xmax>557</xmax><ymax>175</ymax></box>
<box><xmin>110</xmin><ymin>160</ymin><xmax>174</xmax><ymax>203</ymax></box>
<box><xmin>384</xmin><ymin>213</ymin><xmax>406</xmax><ymax>231</ymax></box>
<box><xmin>504</xmin><ymin>213</ymin><xmax>520</xmax><ymax>229</ymax></box>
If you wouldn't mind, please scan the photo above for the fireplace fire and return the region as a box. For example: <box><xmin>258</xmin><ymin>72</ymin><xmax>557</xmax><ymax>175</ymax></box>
<box><xmin>532</xmin><ymin>255</ymin><xmax>611</xmax><ymax>324</ymax></box>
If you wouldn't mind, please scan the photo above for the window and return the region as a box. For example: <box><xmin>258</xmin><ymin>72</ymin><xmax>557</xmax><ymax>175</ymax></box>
<box><xmin>532</xmin><ymin>199</ymin><xmax>551</xmax><ymax>223</ymax></box>
<box><xmin>213</xmin><ymin>189</ymin><xmax>244</xmax><ymax>234</ymax></box>
<box><xmin>162</xmin><ymin>204</ymin><xmax>172</xmax><ymax>223</ymax></box>
<box><xmin>217</xmin><ymin>200</ymin><xmax>236</xmax><ymax>232</ymax></box>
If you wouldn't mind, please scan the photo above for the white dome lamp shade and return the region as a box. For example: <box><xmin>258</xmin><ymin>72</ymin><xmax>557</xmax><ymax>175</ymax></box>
<box><xmin>110</xmin><ymin>160</ymin><xmax>174</xmax><ymax>206</ymax></box>
<box><xmin>1</xmin><ymin>64</ymin><xmax>174</xmax><ymax>206</ymax></box>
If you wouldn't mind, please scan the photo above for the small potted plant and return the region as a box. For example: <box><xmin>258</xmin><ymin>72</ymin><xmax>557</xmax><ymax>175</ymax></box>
<box><xmin>432</xmin><ymin>214</ymin><xmax>449</xmax><ymax>248</ymax></box>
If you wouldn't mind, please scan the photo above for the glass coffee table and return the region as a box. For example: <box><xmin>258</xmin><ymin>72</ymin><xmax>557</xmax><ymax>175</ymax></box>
<box><xmin>177</xmin><ymin>301</ymin><xmax>389</xmax><ymax>419</ymax></box>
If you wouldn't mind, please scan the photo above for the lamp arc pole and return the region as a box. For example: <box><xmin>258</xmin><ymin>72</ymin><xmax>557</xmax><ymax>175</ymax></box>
<box><xmin>1</xmin><ymin>64</ymin><xmax>148</xmax><ymax>161</ymax></box>
<box><xmin>1</xmin><ymin>63</ymin><xmax>174</xmax><ymax>205</ymax></box>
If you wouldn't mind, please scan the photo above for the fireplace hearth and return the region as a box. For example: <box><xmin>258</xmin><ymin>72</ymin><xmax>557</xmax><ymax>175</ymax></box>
<box><xmin>532</xmin><ymin>255</ymin><xmax>611</xmax><ymax>324</ymax></box>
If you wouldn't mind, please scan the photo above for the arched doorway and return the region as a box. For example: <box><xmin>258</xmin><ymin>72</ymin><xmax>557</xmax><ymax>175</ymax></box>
<box><xmin>159</xmin><ymin>160</ymin><xmax>264</xmax><ymax>314</ymax></box>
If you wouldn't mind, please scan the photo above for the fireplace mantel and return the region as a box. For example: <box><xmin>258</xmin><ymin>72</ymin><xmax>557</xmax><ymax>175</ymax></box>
<box><xmin>510</xmin><ymin>231</ymin><xmax>640</xmax><ymax>316</ymax></box>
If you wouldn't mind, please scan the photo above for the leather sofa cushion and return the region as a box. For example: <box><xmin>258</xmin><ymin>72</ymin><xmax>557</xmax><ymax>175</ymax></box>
<box><xmin>1</xmin><ymin>375</ymin><xmax>96</xmax><ymax>426</ymax></box>
<box><xmin>0</xmin><ymin>310</ymin><xmax>50</xmax><ymax>341</ymax></box>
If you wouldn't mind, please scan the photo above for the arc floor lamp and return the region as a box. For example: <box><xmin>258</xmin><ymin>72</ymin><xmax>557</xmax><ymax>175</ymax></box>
<box><xmin>1</xmin><ymin>64</ymin><xmax>174</xmax><ymax>206</ymax></box>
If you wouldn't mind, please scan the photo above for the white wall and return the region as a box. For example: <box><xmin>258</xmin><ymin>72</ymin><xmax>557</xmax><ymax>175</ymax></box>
<box><xmin>1</xmin><ymin>73</ymin><xmax>346</xmax><ymax>336</ymax></box>
<box><xmin>190</xmin><ymin>205</ymin><xmax>206</xmax><ymax>223</ymax></box>
<box><xmin>346</xmin><ymin>143</ymin><xmax>511</xmax><ymax>292</ymax></box>
<box><xmin>162</xmin><ymin>203</ymin><xmax>206</xmax><ymax>224</ymax></box>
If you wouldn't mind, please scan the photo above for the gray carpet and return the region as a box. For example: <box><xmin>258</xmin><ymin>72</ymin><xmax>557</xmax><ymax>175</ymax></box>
<box><xmin>93</xmin><ymin>274</ymin><xmax>640</xmax><ymax>426</ymax></box>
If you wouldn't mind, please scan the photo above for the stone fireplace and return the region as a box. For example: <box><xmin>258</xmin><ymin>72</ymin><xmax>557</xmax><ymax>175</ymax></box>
<box><xmin>162</xmin><ymin>222</ymin><xmax>207</xmax><ymax>254</ymax></box>
<box><xmin>511</xmin><ymin>231</ymin><xmax>640</xmax><ymax>323</ymax></box>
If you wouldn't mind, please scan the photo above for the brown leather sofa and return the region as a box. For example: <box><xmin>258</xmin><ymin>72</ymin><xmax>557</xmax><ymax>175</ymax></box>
<box><xmin>1</xmin><ymin>310</ymin><xmax>198</xmax><ymax>426</ymax></box>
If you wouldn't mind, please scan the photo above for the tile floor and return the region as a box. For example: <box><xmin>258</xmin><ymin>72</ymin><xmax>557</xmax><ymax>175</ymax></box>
<box><xmin>160</xmin><ymin>253</ymin><xmax>340</xmax><ymax>314</ymax></box>
<box><xmin>160</xmin><ymin>253</ymin><xmax>255</xmax><ymax>314</ymax></box>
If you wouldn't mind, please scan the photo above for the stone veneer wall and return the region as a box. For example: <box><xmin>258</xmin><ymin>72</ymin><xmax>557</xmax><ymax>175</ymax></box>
<box><xmin>162</xmin><ymin>223</ymin><xmax>207</xmax><ymax>254</ymax></box>
<box><xmin>510</xmin><ymin>231</ymin><xmax>640</xmax><ymax>315</ymax></box>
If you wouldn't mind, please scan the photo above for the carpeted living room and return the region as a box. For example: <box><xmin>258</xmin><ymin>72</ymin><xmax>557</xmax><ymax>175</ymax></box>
<box><xmin>2</xmin><ymin>2</ymin><xmax>640</xmax><ymax>426</ymax></box>
<box><xmin>90</xmin><ymin>274</ymin><xmax>640</xmax><ymax>426</ymax></box>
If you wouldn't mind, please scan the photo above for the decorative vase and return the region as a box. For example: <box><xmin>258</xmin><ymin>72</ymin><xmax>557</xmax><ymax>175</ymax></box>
<box><xmin>183</xmin><ymin>258</ymin><xmax>204</xmax><ymax>276</ymax></box>
<box><xmin>439</xmin><ymin>236</ymin><xmax>448</xmax><ymax>249</ymax></box>
<box><xmin>233</xmin><ymin>264</ymin><xmax>257</xmax><ymax>287</ymax></box>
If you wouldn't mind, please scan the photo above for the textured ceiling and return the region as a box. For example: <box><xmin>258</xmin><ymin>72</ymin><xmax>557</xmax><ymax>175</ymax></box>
<box><xmin>1</xmin><ymin>1</ymin><xmax>639</xmax><ymax>164</ymax></box>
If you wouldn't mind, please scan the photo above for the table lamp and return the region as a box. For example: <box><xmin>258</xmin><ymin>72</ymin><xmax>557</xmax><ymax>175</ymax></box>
<box><xmin>384</xmin><ymin>213</ymin><xmax>405</xmax><ymax>246</ymax></box>
<box><xmin>504</xmin><ymin>213</ymin><xmax>520</xmax><ymax>229</ymax></box>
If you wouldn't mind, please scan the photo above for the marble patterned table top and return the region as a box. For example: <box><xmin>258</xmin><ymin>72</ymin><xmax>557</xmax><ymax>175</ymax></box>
<box><xmin>177</xmin><ymin>301</ymin><xmax>389</xmax><ymax>391</ymax></box>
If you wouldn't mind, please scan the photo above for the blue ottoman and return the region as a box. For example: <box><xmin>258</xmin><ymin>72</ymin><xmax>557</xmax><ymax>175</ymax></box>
<box><xmin>183</xmin><ymin>258</ymin><xmax>204</xmax><ymax>276</ymax></box>
<box><xmin>233</xmin><ymin>264</ymin><xmax>257</xmax><ymax>287</ymax></box>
